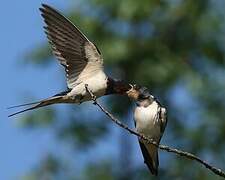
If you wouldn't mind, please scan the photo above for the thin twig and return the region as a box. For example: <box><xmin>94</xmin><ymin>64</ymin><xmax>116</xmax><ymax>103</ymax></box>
<box><xmin>85</xmin><ymin>84</ymin><xmax>225</xmax><ymax>178</ymax></box>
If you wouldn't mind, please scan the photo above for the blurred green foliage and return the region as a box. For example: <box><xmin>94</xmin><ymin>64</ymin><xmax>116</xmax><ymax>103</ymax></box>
<box><xmin>19</xmin><ymin>108</ymin><xmax>55</xmax><ymax>128</ymax></box>
<box><xmin>22</xmin><ymin>0</ymin><xmax>225</xmax><ymax>179</ymax></box>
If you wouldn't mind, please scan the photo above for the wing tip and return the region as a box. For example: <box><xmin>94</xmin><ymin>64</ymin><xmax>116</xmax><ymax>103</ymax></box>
<box><xmin>139</xmin><ymin>141</ymin><xmax>159</xmax><ymax>176</ymax></box>
<box><xmin>40</xmin><ymin>3</ymin><xmax>60</xmax><ymax>15</ymax></box>
<box><xmin>39</xmin><ymin>4</ymin><xmax>54</xmax><ymax>15</ymax></box>
<box><xmin>39</xmin><ymin>4</ymin><xmax>47</xmax><ymax>12</ymax></box>
<box><xmin>144</xmin><ymin>160</ymin><xmax>158</xmax><ymax>176</ymax></box>
<box><xmin>41</xmin><ymin>3</ymin><xmax>49</xmax><ymax>9</ymax></box>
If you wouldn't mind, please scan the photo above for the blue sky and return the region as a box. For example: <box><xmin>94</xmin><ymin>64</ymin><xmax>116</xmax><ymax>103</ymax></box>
<box><xmin>1</xmin><ymin>1</ymin><xmax>214</xmax><ymax>179</ymax></box>
<box><xmin>0</xmin><ymin>2</ymin><xmax>147</xmax><ymax>179</ymax></box>
<box><xmin>0</xmin><ymin>1</ymin><xmax>69</xmax><ymax>179</ymax></box>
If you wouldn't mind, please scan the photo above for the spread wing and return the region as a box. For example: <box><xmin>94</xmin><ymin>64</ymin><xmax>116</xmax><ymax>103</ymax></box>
<box><xmin>40</xmin><ymin>4</ymin><xmax>104</xmax><ymax>89</ymax></box>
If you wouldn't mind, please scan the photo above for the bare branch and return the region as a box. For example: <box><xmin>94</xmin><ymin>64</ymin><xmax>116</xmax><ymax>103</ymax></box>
<box><xmin>85</xmin><ymin>84</ymin><xmax>225</xmax><ymax>178</ymax></box>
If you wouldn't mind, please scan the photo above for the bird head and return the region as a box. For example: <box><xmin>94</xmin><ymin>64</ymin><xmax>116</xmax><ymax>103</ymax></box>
<box><xmin>136</xmin><ymin>86</ymin><xmax>155</xmax><ymax>106</ymax></box>
<box><xmin>138</xmin><ymin>86</ymin><xmax>151</xmax><ymax>99</ymax></box>
<box><xmin>127</xmin><ymin>85</ymin><xmax>155</xmax><ymax>107</ymax></box>
<box><xmin>127</xmin><ymin>85</ymin><xmax>152</xmax><ymax>100</ymax></box>
<box><xmin>126</xmin><ymin>84</ymin><xmax>141</xmax><ymax>100</ymax></box>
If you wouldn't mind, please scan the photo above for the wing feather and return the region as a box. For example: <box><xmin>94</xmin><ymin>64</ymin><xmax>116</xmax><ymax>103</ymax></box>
<box><xmin>138</xmin><ymin>141</ymin><xmax>158</xmax><ymax>175</ymax></box>
<box><xmin>158</xmin><ymin>105</ymin><xmax>167</xmax><ymax>140</ymax></box>
<box><xmin>40</xmin><ymin>4</ymin><xmax>103</xmax><ymax>88</ymax></box>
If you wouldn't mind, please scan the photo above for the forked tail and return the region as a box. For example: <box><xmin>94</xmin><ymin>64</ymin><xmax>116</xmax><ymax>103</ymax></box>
<box><xmin>8</xmin><ymin>96</ymin><xmax>65</xmax><ymax>117</ymax></box>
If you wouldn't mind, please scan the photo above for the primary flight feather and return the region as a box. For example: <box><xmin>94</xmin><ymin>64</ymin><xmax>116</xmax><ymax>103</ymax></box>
<box><xmin>8</xmin><ymin>4</ymin><xmax>132</xmax><ymax>117</ymax></box>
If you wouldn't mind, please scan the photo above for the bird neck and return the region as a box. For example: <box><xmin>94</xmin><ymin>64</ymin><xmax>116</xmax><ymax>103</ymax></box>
<box><xmin>105</xmin><ymin>77</ymin><xmax>132</xmax><ymax>96</ymax></box>
<box><xmin>138</xmin><ymin>98</ymin><xmax>154</xmax><ymax>107</ymax></box>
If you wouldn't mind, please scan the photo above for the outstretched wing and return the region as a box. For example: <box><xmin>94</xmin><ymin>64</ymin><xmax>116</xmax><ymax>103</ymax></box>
<box><xmin>40</xmin><ymin>4</ymin><xmax>103</xmax><ymax>88</ymax></box>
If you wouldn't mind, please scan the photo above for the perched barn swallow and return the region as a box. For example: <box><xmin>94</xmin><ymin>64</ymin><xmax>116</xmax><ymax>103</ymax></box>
<box><xmin>133</xmin><ymin>86</ymin><xmax>167</xmax><ymax>175</ymax></box>
<box><xmin>8</xmin><ymin>4</ymin><xmax>133</xmax><ymax>117</ymax></box>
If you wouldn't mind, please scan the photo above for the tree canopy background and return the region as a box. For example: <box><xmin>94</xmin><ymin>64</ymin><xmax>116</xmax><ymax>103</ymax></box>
<box><xmin>4</xmin><ymin>0</ymin><xmax>225</xmax><ymax>179</ymax></box>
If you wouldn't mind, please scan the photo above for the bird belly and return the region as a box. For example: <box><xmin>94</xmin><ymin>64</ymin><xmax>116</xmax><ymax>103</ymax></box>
<box><xmin>83</xmin><ymin>71</ymin><xmax>108</xmax><ymax>97</ymax></box>
<box><xmin>134</xmin><ymin>104</ymin><xmax>160</xmax><ymax>140</ymax></box>
<box><xmin>67</xmin><ymin>71</ymin><xmax>107</xmax><ymax>102</ymax></box>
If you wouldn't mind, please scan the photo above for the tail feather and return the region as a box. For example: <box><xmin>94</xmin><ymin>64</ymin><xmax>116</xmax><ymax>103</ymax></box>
<box><xmin>7</xmin><ymin>101</ymin><xmax>41</xmax><ymax>109</ymax></box>
<box><xmin>8</xmin><ymin>96</ymin><xmax>64</xmax><ymax>117</ymax></box>
<box><xmin>139</xmin><ymin>141</ymin><xmax>159</xmax><ymax>176</ymax></box>
<box><xmin>8</xmin><ymin>104</ymin><xmax>44</xmax><ymax>117</ymax></box>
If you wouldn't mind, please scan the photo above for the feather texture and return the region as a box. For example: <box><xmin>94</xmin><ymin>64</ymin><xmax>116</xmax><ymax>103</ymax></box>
<box><xmin>40</xmin><ymin>4</ymin><xmax>103</xmax><ymax>88</ymax></box>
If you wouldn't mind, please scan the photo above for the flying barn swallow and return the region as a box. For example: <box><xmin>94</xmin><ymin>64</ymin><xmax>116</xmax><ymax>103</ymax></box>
<box><xmin>133</xmin><ymin>86</ymin><xmax>167</xmax><ymax>175</ymax></box>
<box><xmin>8</xmin><ymin>4</ymin><xmax>133</xmax><ymax>117</ymax></box>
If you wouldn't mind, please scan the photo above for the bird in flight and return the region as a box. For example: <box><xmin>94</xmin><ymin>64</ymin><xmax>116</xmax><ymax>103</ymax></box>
<box><xmin>8</xmin><ymin>4</ymin><xmax>133</xmax><ymax>117</ymax></box>
<box><xmin>133</xmin><ymin>86</ymin><xmax>167</xmax><ymax>175</ymax></box>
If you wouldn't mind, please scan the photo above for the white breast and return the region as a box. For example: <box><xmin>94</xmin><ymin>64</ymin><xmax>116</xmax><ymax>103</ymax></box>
<box><xmin>68</xmin><ymin>71</ymin><xmax>107</xmax><ymax>101</ymax></box>
<box><xmin>134</xmin><ymin>101</ymin><xmax>160</xmax><ymax>140</ymax></box>
<box><xmin>83</xmin><ymin>71</ymin><xmax>108</xmax><ymax>97</ymax></box>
